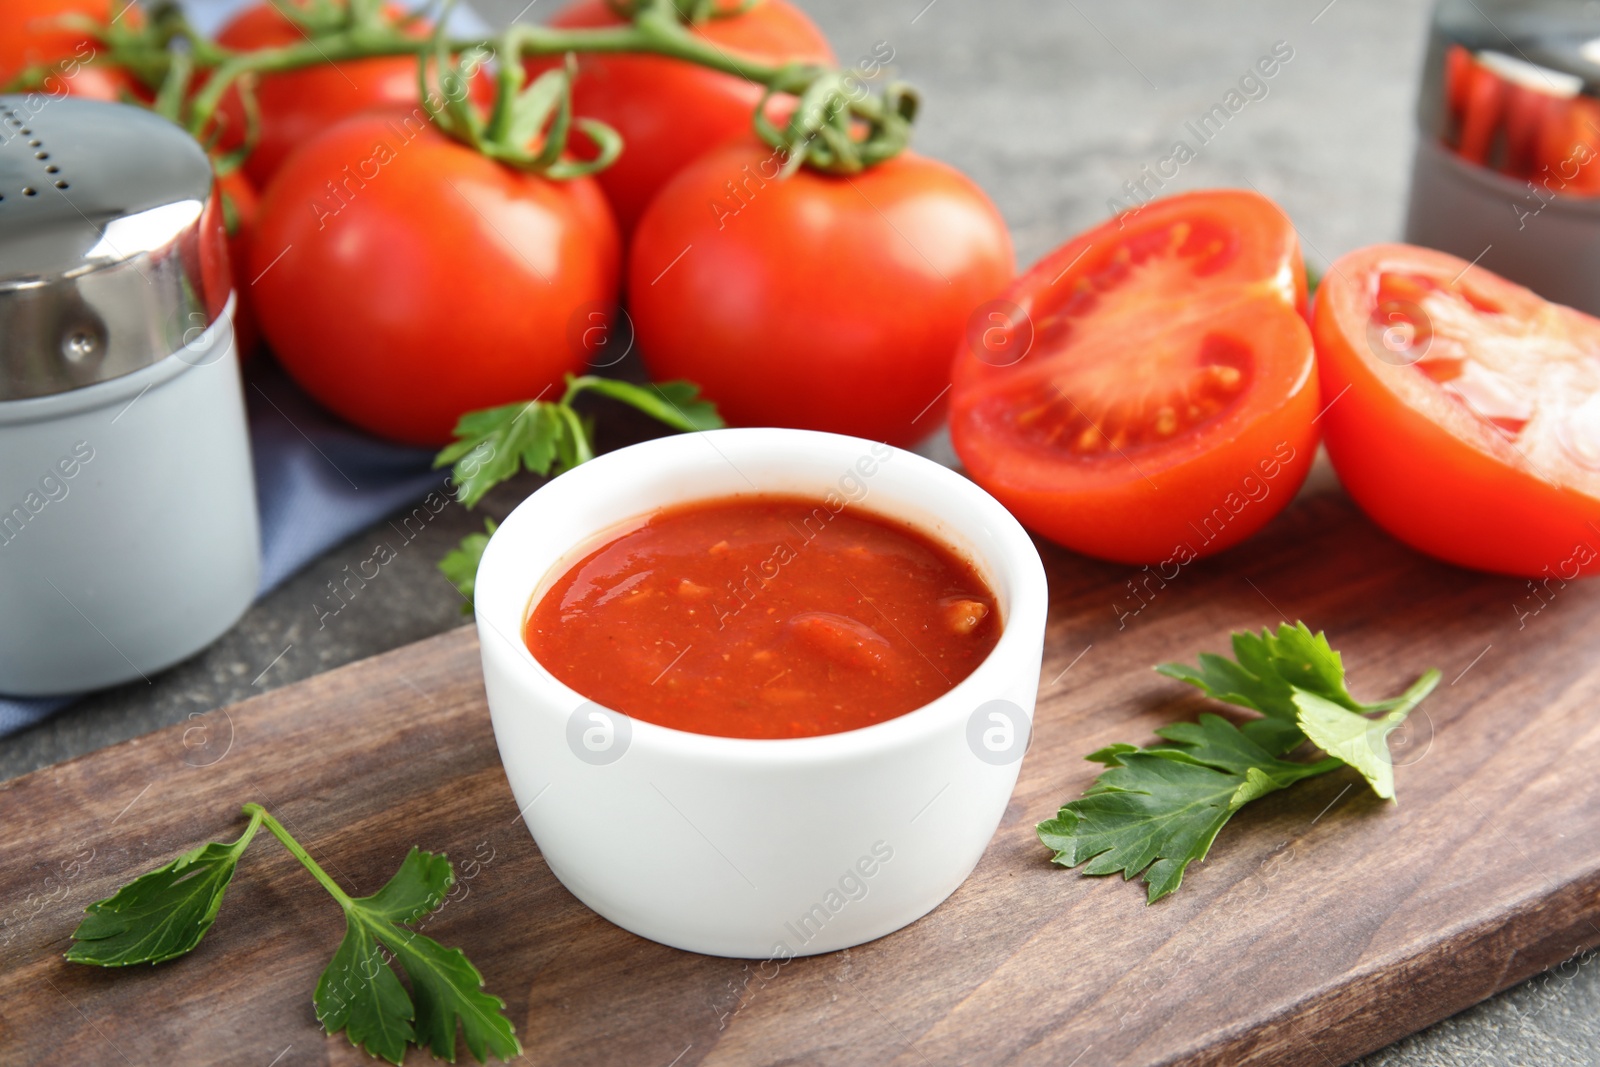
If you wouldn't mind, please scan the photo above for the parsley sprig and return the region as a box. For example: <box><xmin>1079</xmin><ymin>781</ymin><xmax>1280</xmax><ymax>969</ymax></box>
<box><xmin>438</xmin><ymin>519</ymin><xmax>497</xmax><ymax>614</ymax></box>
<box><xmin>66</xmin><ymin>803</ymin><xmax>518</xmax><ymax>1065</ymax></box>
<box><xmin>432</xmin><ymin>375</ymin><xmax>724</xmax><ymax>607</ymax></box>
<box><xmin>1038</xmin><ymin>623</ymin><xmax>1440</xmax><ymax>903</ymax></box>
<box><xmin>434</xmin><ymin>375</ymin><xmax>724</xmax><ymax>509</ymax></box>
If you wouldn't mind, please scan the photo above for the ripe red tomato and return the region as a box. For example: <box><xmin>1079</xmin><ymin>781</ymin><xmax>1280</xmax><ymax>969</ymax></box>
<box><xmin>249</xmin><ymin>109</ymin><xmax>620</xmax><ymax>446</ymax></box>
<box><xmin>215</xmin><ymin>168</ymin><xmax>261</xmax><ymax>362</ymax></box>
<box><xmin>534</xmin><ymin>0</ymin><xmax>833</xmax><ymax>235</ymax></box>
<box><xmin>214</xmin><ymin>2</ymin><xmax>436</xmax><ymax>188</ymax></box>
<box><xmin>0</xmin><ymin>0</ymin><xmax>147</xmax><ymax>99</ymax></box>
<box><xmin>1</xmin><ymin>0</ymin><xmax>114</xmax><ymax>83</ymax></box>
<box><xmin>628</xmin><ymin>142</ymin><xmax>1014</xmax><ymax>446</ymax></box>
<box><xmin>1314</xmin><ymin>243</ymin><xmax>1600</xmax><ymax>577</ymax></box>
<box><xmin>949</xmin><ymin>189</ymin><xmax>1319</xmax><ymax>565</ymax></box>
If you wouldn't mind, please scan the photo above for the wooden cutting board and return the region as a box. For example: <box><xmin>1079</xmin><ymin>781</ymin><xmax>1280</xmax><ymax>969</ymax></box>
<box><xmin>5</xmin><ymin>475</ymin><xmax>1600</xmax><ymax>1067</ymax></box>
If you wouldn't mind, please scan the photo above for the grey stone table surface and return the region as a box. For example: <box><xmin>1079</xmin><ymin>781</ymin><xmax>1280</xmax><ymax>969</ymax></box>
<box><xmin>6</xmin><ymin>1</ymin><xmax>1600</xmax><ymax>1064</ymax></box>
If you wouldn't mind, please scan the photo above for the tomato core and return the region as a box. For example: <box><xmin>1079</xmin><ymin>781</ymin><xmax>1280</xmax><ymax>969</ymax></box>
<box><xmin>1372</xmin><ymin>271</ymin><xmax>1600</xmax><ymax>464</ymax></box>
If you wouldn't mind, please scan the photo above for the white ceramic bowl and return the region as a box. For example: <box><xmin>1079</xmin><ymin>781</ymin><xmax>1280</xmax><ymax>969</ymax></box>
<box><xmin>475</xmin><ymin>428</ymin><xmax>1047</xmax><ymax>959</ymax></box>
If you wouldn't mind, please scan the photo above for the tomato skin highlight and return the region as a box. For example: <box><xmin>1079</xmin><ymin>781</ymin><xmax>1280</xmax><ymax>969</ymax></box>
<box><xmin>629</xmin><ymin>143</ymin><xmax>1014</xmax><ymax>447</ymax></box>
<box><xmin>1313</xmin><ymin>244</ymin><xmax>1600</xmax><ymax>578</ymax></box>
<box><xmin>533</xmin><ymin>0</ymin><xmax>834</xmax><ymax>236</ymax></box>
<box><xmin>949</xmin><ymin>189</ymin><xmax>1319</xmax><ymax>565</ymax></box>
<box><xmin>249</xmin><ymin>109</ymin><xmax>621</xmax><ymax>446</ymax></box>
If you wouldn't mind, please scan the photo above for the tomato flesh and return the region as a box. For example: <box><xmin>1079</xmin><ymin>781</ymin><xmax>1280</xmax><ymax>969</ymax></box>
<box><xmin>968</xmin><ymin>224</ymin><xmax>1261</xmax><ymax>457</ymax></box>
<box><xmin>1315</xmin><ymin>244</ymin><xmax>1600</xmax><ymax>576</ymax></box>
<box><xmin>1371</xmin><ymin>270</ymin><xmax>1600</xmax><ymax>454</ymax></box>
<box><xmin>950</xmin><ymin>190</ymin><xmax>1318</xmax><ymax>565</ymax></box>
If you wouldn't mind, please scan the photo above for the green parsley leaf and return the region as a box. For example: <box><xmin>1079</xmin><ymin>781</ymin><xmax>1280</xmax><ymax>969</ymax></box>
<box><xmin>1038</xmin><ymin>715</ymin><xmax>1341</xmax><ymax>902</ymax></box>
<box><xmin>316</xmin><ymin>846</ymin><xmax>519</xmax><ymax>1064</ymax></box>
<box><xmin>1237</xmin><ymin>714</ymin><xmax>1309</xmax><ymax>758</ymax></box>
<box><xmin>65</xmin><ymin>809</ymin><xmax>263</xmax><ymax>966</ymax></box>
<box><xmin>439</xmin><ymin>519</ymin><xmax>497</xmax><ymax>612</ymax></box>
<box><xmin>1293</xmin><ymin>670</ymin><xmax>1441</xmax><ymax>800</ymax></box>
<box><xmin>1085</xmin><ymin>742</ymin><xmax>1139</xmax><ymax>766</ymax></box>
<box><xmin>435</xmin><ymin>402</ymin><xmax>564</xmax><ymax>509</ymax></box>
<box><xmin>68</xmin><ymin>806</ymin><xmax>518</xmax><ymax>1064</ymax></box>
<box><xmin>434</xmin><ymin>375</ymin><xmax>725</xmax><ymax>509</ymax></box>
<box><xmin>1044</xmin><ymin>624</ymin><xmax>1440</xmax><ymax>901</ymax></box>
<box><xmin>1147</xmin><ymin>713</ymin><xmax>1318</xmax><ymax>777</ymax></box>
<box><xmin>380</xmin><ymin>923</ymin><xmax>519</xmax><ymax>1063</ymax></box>
<box><xmin>354</xmin><ymin>846</ymin><xmax>455</xmax><ymax>922</ymax></box>
<box><xmin>1156</xmin><ymin>622</ymin><xmax>1366</xmax><ymax>724</ymax></box>
<box><xmin>316</xmin><ymin>847</ymin><xmax>520</xmax><ymax>1066</ymax></box>
<box><xmin>316</xmin><ymin>913</ymin><xmax>416</xmax><ymax>1065</ymax></box>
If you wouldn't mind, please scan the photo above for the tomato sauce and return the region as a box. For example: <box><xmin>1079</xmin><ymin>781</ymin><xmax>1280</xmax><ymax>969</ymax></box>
<box><xmin>524</xmin><ymin>495</ymin><xmax>1002</xmax><ymax>739</ymax></box>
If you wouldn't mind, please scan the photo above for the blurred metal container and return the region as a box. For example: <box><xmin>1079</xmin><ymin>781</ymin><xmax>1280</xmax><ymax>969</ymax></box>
<box><xmin>1406</xmin><ymin>0</ymin><xmax>1600</xmax><ymax>313</ymax></box>
<box><xmin>0</xmin><ymin>96</ymin><xmax>259</xmax><ymax>696</ymax></box>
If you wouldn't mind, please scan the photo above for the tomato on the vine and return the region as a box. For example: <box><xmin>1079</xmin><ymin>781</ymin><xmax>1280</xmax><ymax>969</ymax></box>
<box><xmin>2</xmin><ymin>0</ymin><xmax>108</xmax><ymax>79</ymax></box>
<box><xmin>0</xmin><ymin>0</ymin><xmax>143</xmax><ymax>99</ymax></box>
<box><xmin>249</xmin><ymin>108</ymin><xmax>620</xmax><ymax>447</ymax></box>
<box><xmin>949</xmin><ymin>189</ymin><xmax>1319</xmax><ymax>565</ymax></box>
<box><xmin>214</xmin><ymin>2</ymin><xmax>443</xmax><ymax>188</ymax></box>
<box><xmin>533</xmin><ymin>0</ymin><xmax>833</xmax><ymax>235</ymax></box>
<box><xmin>1314</xmin><ymin>243</ymin><xmax>1600</xmax><ymax>577</ymax></box>
<box><xmin>628</xmin><ymin>141</ymin><xmax>1013</xmax><ymax>447</ymax></box>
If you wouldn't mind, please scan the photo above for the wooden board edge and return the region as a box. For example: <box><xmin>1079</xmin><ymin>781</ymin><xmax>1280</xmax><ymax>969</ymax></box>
<box><xmin>0</xmin><ymin>624</ymin><xmax>482</xmax><ymax>800</ymax></box>
<box><xmin>1170</xmin><ymin>871</ymin><xmax>1600</xmax><ymax>1066</ymax></box>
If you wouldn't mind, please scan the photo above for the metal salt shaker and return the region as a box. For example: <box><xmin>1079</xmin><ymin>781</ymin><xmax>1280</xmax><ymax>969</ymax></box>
<box><xmin>0</xmin><ymin>96</ymin><xmax>259</xmax><ymax>696</ymax></box>
<box><xmin>1405</xmin><ymin>0</ymin><xmax>1600</xmax><ymax>314</ymax></box>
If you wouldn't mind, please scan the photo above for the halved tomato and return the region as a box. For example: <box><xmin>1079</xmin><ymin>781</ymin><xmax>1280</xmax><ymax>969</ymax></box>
<box><xmin>1314</xmin><ymin>243</ymin><xmax>1600</xmax><ymax>577</ymax></box>
<box><xmin>949</xmin><ymin>189</ymin><xmax>1319</xmax><ymax>565</ymax></box>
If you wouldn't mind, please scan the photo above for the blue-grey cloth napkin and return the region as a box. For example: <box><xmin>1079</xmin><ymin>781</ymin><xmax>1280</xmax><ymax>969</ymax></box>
<box><xmin>0</xmin><ymin>363</ymin><xmax>443</xmax><ymax>736</ymax></box>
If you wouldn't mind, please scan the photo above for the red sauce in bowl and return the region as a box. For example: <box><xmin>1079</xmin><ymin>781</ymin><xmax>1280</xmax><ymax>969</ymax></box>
<box><xmin>523</xmin><ymin>495</ymin><xmax>1002</xmax><ymax>739</ymax></box>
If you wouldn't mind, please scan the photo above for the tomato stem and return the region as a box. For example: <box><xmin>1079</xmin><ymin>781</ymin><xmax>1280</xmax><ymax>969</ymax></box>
<box><xmin>10</xmin><ymin>0</ymin><xmax>915</xmax><ymax>179</ymax></box>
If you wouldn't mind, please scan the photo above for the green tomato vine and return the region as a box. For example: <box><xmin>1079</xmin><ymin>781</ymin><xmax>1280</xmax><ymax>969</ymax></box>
<box><xmin>4</xmin><ymin>0</ymin><xmax>918</xmax><ymax>178</ymax></box>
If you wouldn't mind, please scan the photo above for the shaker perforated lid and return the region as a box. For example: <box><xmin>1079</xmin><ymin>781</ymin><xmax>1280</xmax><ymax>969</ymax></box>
<box><xmin>0</xmin><ymin>95</ymin><xmax>228</xmax><ymax>402</ymax></box>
